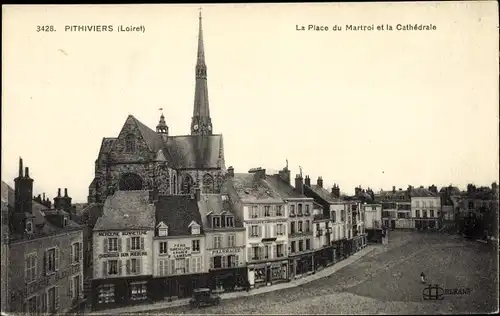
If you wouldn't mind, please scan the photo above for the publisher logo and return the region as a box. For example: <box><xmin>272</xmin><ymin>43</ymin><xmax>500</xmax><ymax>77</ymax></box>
<box><xmin>422</xmin><ymin>284</ymin><xmax>471</xmax><ymax>300</ymax></box>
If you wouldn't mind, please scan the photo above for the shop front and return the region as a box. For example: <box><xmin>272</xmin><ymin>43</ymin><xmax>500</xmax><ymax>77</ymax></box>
<box><xmin>147</xmin><ymin>273</ymin><xmax>209</xmax><ymax>302</ymax></box>
<box><xmin>343</xmin><ymin>238</ymin><xmax>353</xmax><ymax>257</ymax></box>
<box><xmin>313</xmin><ymin>246</ymin><xmax>335</xmax><ymax>271</ymax></box>
<box><xmin>248</xmin><ymin>260</ymin><xmax>288</xmax><ymax>288</ymax></box>
<box><xmin>91</xmin><ymin>275</ymin><xmax>152</xmax><ymax>311</ymax></box>
<box><xmin>209</xmin><ymin>267</ymin><xmax>248</xmax><ymax>293</ymax></box>
<box><xmin>289</xmin><ymin>252</ymin><xmax>314</xmax><ymax>279</ymax></box>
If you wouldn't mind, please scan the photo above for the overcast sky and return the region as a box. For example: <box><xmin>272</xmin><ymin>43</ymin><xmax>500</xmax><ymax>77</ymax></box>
<box><xmin>2</xmin><ymin>2</ymin><xmax>499</xmax><ymax>202</ymax></box>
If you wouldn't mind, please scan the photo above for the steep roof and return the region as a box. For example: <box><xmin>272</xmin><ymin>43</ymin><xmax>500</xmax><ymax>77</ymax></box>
<box><xmin>264</xmin><ymin>175</ymin><xmax>308</xmax><ymax>199</ymax></box>
<box><xmin>81</xmin><ymin>203</ymin><xmax>104</xmax><ymax>227</ymax></box>
<box><xmin>156</xmin><ymin>195</ymin><xmax>203</xmax><ymax>237</ymax></box>
<box><xmin>130</xmin><ymin>115</ymin><xmax>166</xmax><ymax>153</ymax></box>
<box><xmin>306</xmin><ymin>184</ymin><xmax>340</xmax><ymax>204</ymax></box>
<box><xmin>410</xmin><ymin>187</ymin><xmax>438</xmax><ymax>198</ymax></box>
<box><xmin>225</xmin><ymin>173</ymin><xmax>283</xmax><ymax>203</ymax></box>
<box><xmin>197</xmin><ymin>194</ymin><xmax>244</xmax><ymax>228</ymax></box>
<box><xmin>94</xmin><ymin>191</ymin><xmax>155</xmax><ymax>231</ymax></box>
<box><xmin>166</xmin><ymin>134</ymin><xmax>223</xmax><ymax>169</ymax></box>
<box><xmin>1</xmin><ymin>180</ymin><xmax>14</xmax><ymax>206</ymax></box>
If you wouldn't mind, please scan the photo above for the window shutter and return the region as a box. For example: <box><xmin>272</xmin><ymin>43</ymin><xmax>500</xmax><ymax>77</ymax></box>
<box><xmin>44</xmin><ymin>251</ymin><xmax>47</xmax><ymax>275</ymax></box>
<box><xmin>138</xmin><ymin>258</ymin><xmax>142</xmax><ymax>275</ymax></box>
<box><xmin>118</xmin><ymin>238</ymin><xmax>122</xmax><ymax>252</ymax></box>
<box><xmin>127</xmin><ymin>238</ymin><xmax>131</xmax><ymax>251</ymax></box>
<box><xmin>119</xmin><ymin>261</ymin><xmax>123</xmax><ymax>275</ymax></box>
<box><xmin>235</xmin><ymin>254</ymin><xmax>240</xmax><ymax>266</ymax></box>
<box><xmin>258</xmin><ymin>226</ymin><xmax>262</xmax><ymax>237</ymax></box>
<box><xmin>55</xmin><ymin>287</ymin><xmax>59</xmax><ymax>311</ymax></box>
<box><xmin>79</xmin><ymin>242</ymin><xmax>83</xmax><ymax>262</ymax></box>
<box><xmin>247</xmin><ymin>248</ymin><xmax>251</xmax><ymax>261</ymax></box>
<box><xmin>55</xmin><ymin>248</ymin><xmax>60</xmax><ymax>271</ymax></box>
<box><xmin>69</xmin><ymin>277</ymin><xmax>74</xmax><ymax>298</ymax></box>
<box><xmin>70</xmin><ymin>244</ymin><xmax>74</xmax><ymax>264</ymax></box>
<box><xmin>102</xmin><ymin>261</ymin><xmax>107</xmax><ymax>277</ymax></box>
<box><xmin>126</xmin><ymin>260</ymin><xmax>130</xmax><ymax>275</ymax></box>
<box><xmin>266</xmin><ymin>225</ymin><xmax>270</xmax><ymax>238</ymax></box>
<box><xmin>171</xmin><ymin>259</ymin><xmax>175</xmax><ymax>275</ymax></box>
<box><xmin>185</xmin><ymin>258</ymin><xmax>190</xmax><ymax>273</ymax></box>
<box><xmin>222</xmin><ymin>256</ymin><xmax>227</xmax><ymax>268</ymax></box>
<box><xmin>140</xmin><ymin>237</ymin><xmax>145</xmax><ymax>250</ymax></box>
<box><xmin>103</xmin><ymin>239</ymin><xmax>108</xmax><ymax>253</ymax></box>
<box><xmin>272</xmin><ymin>245</ymin><xmax>277</xmax><ymax>259</ymax></box>
<box><xmin>248</xmin><ymin>227</ymin><xmax>251</xmax><ymax>238</ymax></box>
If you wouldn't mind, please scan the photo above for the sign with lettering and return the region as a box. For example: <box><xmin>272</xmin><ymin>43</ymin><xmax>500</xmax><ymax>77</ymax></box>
<box><xmin>98</xmin><ymin>231</ymin><xmax>148</xmax><ymax>237</ymax></box>
<box><xmin>211</xmin><ymin>248</ymin><xmax>241</xmax><ymax>255</ymax></box>
<box><xmin>169</xmin><ymin>243</ymin><xmax>191</xmax><ymax>258</ymax></box>
<box><xmin>247</xmin><ymin>219</ymin><xmax>287</xmax><ymax>225</ymax></box>
<box><xmin>98</xmin><ymin>253</ymin><xmax>119</xmax><ymax>259</ymax></box>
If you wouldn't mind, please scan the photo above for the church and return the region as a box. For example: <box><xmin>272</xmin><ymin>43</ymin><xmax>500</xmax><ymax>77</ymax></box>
<box><xmin>87</xmin><ymin>12</ymin><xmax>226</xmax><ymax>204</ymax></box>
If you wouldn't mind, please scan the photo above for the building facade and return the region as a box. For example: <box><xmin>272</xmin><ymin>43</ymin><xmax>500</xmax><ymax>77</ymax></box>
<box><xmin>5</xmin><ymin>159</ymin><xmax>84</xmax><ymax>315</ymax></box>
<box><xmin>223</xmin><ymin>168</ymin><xmax>289</xmax><ymax>288</ymax></box>
<box><xmin>376</xmin><ymin>187</ymin><xmax>411</xmax><ymax>230</ymax></box>
<box><xmin>87</xmin><ymin>11</ymin><xmax>226</xmax><ymax>205</ymax></box>
<box><xmin>312</xmin><ymin>202</ymin><xmax>335</xmax><ymax>270</ymax></box>
<box><xmin>363</xmin><ymin>203</ymin><xmax>385</xmax><ymax>243</ymax></box>
<box><xmin>197</xmin><ymin>193</ymin><xmax>247</xmax><ymax>293</ymax></box>
<box><xmin>91</xmin><ymin>191</ymin><xmax>155</xmax><ymax>310</ymax></box>
<box><xmin>272</xmin><ymin>173</ymin><xmax>315</xmax><ymax>280</ymax></box>
<box><xmin>411</xmin><ymin>187</ymin><xmax>441</xmax><ymax>230</ymax></box>
<box><xmin>149</xmin><ymin>194</ymin><xmax>208</xmax><ymax>301</ymax></box>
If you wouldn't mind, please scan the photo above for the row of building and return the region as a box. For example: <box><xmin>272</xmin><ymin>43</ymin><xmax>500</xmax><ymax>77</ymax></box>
<box><xmin>88</xmin><ymin>165</ymin><xmax>381</xmax><ymax>310</ymax></box>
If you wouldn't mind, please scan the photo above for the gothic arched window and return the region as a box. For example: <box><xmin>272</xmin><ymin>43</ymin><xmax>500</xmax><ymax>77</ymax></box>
<box><xmin>119</xmin><ymin>173</ymin><xmax>143</xmax><ymax>191</ymax></box>
<box><xmin>171</xmin><ymin>173</ymin><xmax>177</xmax><ymax>195</ymax></box>
<box><xmin>125</xmin><ymin>134</ymin><xmax>136</xmax><ymax>153</ymax></box>
<box><xmin>202</xmin><ymin>174</ymin><xmax>214</xmax><ymax>194</ymax></box>
<box><xmin>182</xmin><ymin>174</ymin><xmax>194</xmax><ymax>195</ymax></box>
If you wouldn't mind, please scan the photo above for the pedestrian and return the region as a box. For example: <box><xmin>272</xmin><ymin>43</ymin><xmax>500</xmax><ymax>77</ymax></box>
<box><xmin>420</xmin><ymin>272</ymin><xmax>426</xmax><ymax>283</ymax></box>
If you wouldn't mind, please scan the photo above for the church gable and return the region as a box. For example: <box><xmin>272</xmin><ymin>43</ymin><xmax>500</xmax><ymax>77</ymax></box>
<box><xmin>109</xmin><ymin>115</ymin><xmax>156</xmax><ymax>161</ymax></box>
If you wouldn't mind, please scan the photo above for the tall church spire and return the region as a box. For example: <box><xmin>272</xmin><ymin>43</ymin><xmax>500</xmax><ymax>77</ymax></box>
<box><xmin>191</xmin><ymin>9</ymin><xmax>213</xmax><ymax>136</ymax></box>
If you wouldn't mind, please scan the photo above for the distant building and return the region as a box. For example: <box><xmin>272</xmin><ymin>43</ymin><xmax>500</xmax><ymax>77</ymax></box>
<box><xmin>362</xmin><ymin>203</ymin><xmax>384</xmax><ymax>243</ymax></box>
<box><xmin>4</xmin><ymin>158</ymin><xmax>84</xmax><ymax>315</ymax></box>
<box><xmin>375</xmin><ymin>187</ymin><xmax>411</xmax><ymax>229</ymax></box>
<box><xmin>311</xmin><ymin>201</ymin><xmax>334</xmax><ymax>270</ymax></box>
<box><xmin>411</xmin><ymin>186</ymin><xmax>441</xmax><ymax>230</ymax></box>
<box><xmin>91</xmin><ymin>191</ymin><xmax>155</xmax><ymax>310</ymax></box>
<box><xmin>223</xmin><ymin>167</ymin><xmax>289</xmax><ymax>288</ymax></box>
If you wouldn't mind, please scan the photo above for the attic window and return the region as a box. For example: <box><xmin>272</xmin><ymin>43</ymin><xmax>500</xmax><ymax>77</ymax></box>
<box><xmin>191</xmin><ymin>225</ymin><xmax>200</xmax><ymax>235</ymax></box>
<box><xmin>212</xmin><ymin>216</ymin><xmax>221</xmax><ymax>228</ymax></box>
<box><xmin>63</xmin><ymin>217</ymin><xmax>68</xmax><ymax>227</ymax></box>
<box><xmin>157</xmin><ymin>222</ymin><xmax>169</xmax><ymax>237</ymax></box>
<box><xmin>26</xmin><ymin>221</ymin><xmax>33</xmax><ymax>234</ymax></box>
<box><xmin>226</xmin><ymin>216</ymin><xmax>234</xmax><ymax>227</ymax></box>
<box><xmin>221</xmin><ymin>195</ymin><xmax>229</xmax><ymax>201</ymax></box>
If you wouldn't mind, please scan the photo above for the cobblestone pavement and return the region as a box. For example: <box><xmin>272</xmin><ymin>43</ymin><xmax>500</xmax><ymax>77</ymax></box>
<box><xmin>132</xmin><ymin>231</ymin><xmax>498</xmax><ymax>315</ymax></box>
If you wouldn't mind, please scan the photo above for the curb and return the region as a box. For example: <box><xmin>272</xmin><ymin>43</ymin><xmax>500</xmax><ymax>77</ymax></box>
<box><xmin>91</xmin><ymin>247</ymin><xmax>376</xmax><ymax>315</ymax></box>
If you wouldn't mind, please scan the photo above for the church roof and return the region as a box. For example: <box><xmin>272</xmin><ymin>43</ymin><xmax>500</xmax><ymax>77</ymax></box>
<box><xmin>94</xmin><ymin>190</ymin><xmax>155</xmax><ymax>231</ymax></box>
<box><xmin>167</xmin><ymin>134</ymin><xmax>223</xmax><ymax>169</ymax></box>
<box><xmin>156</xmin><ymin>195</ymin><xmax>204</xmax><ymax>237</ymax></box>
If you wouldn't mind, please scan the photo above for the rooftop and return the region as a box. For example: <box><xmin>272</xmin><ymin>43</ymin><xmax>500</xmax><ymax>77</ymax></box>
<box><xmin>156</xmin><ymin>195</ymin><xmax>203</xmax><ymax>237</ymax></box>
<box><xmin>225</xmin><ymin>173</ymin><xmax>283</xmax><ymax>203</ymax></box>
<box><xmin>197</xmin><ymin>194</ymin><xmax>244</xmax><ymax>228</ymax></box>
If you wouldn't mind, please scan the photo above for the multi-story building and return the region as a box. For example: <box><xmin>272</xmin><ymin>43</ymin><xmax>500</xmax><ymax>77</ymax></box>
<box><xmin>223</xmin><ymin>167</ymin><xmax>289</xmax><ymax>288</ymax></box>
<box><xmin>267</xmin><ymin>172</ymin><xmax>315</xmax><ymax>280</ymax></box>
<box><xmin>303</xmin><ymin>179</ymin><xmax>346</xmax><ymax>263</ymax></box>
<box><xmin>311</xmin><ymin>201</ymin><xmax>334</xmax><ymax>270</ymax></box>
<box><xmin>149</xmin><ymin>193</ymin><xmax>208</xmax><ymax>300</ymax></box>
<box><xmin>411</xmin><ymin>186</ymin><xmax>441</xmax><ymax>230</ymax></box>
<box><xmin>197</xmin><ymin>192</ymin><xmax>247</xmax><ymax>293</ymax></box>
<box><xmin>91</xmin><ymin>190</ymin><xmax>155</xmax><ymax>310</ymax></box>
<box><xmin>362</xmin><ymin>203</ymin><xmax>385</xmax><ymax>243</ymax></box>
<box><xmin>376</xmin><ymin>187</ymin><xmax>411</xmax><ymax>230</ymax></box>
<box><xmin>5</xmin><ymin>158</ymin><xmax>84</xmax><ymax>315</ymax></box>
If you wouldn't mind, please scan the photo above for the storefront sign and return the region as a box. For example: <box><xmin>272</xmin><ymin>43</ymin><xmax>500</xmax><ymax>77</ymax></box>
<box><xmin>98</xmin><ymin>231</ymin><xmax>148</xmax><ymax>237</ymax></box>
<box><xmin>98</xmin><ymin>253</ymin><xmax>119</xmax><ymax>259</ymax></box>
<box><xmin>211</xmin><ymin>248</ymin><xmax>241</xmax><ymax>255</ymax></box>
<box><xmin>246</xmin><ymin>219</ymin><xmax>287</xmax><ymax>225</ymax></box>
<box><xmin>169</xmin><ymin>243</ymin><xmax>191</xmax><ymax>258</ymax></box>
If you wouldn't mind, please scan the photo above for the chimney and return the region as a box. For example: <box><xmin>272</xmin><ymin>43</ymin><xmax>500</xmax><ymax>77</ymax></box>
<box><xmin>54</xmin><ymin>188</ymin><xmax>63</xmax><ymax>210</ymax></box>
<box><xmin>248</xmin><ymin>167</ymin><xmax>266</xmax><ymax>179</ymax></box>
<box><xmin>43</xmin><ymin>193</ymin><xmax>46</xmax><ymax>201</ymax></box>
<box><xmin>295</xmin><ymin>174</ymin><xmax>304</xmax><ymax>195</ymax></box>
<box><xmin>64</xmin><ymin>188</ymin><xmax>68</xmax><ymax>197</ymax></box>
<box><xmin>317</xmin><ymin>177</ymin><xmax>323</xmax><ymax>188</ymax></box>
<box><xmin>57</xmin><ymin>188</ymin><xmax>61</xmax><ymax>197</ymax></box>
<box><xmin>304</xmin><ymin>175</ymin><xmax>311</xmax><ymax>187</ymax></box>
<box><xmin>227</xmin><ymin>166</ymin><xmax>234</xmax><ymax>178</ymax></box>
<box><xmin>278</xmin><ymin>167</ymin><xmax>291</xmax><ymax>185</ymax></box>
<box><xmin>25</xmin><ymin>167</ymin><xmax>30</xmax><ymax>178</ymax></box>
<box><xmin>355</xmin><ymin>186</ymin><xmax>361</xmax><ymax>196</ymax></box>
<box><xmin>18</xmin><ymin>157</ymin><xmax>23</xmax><ymax>177</ymax></box>
<box><xmin>392</xmin><ymin>186</ymin><xmax>396</xmax><ymax>193</ymax></box>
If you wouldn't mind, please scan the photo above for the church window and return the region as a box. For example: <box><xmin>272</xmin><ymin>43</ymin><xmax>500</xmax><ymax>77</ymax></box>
<box><xmin>182</xmin><ymin>174</ymin><xmax>194</xmax><ymax>195</ymax></box>
<box><xmin>202</xmin><ymin>174</ymin><xmax>214</xmax><ymax>194</ymax></box>
<box><xmin>119</xmin><ymin>173</ymin><xmax>143</xmax><ymax>191</ymax></box>
<box><xmin>125</xmin><ymin>134</ymin><xmax>136</xmax><ymax>153</ymax></box>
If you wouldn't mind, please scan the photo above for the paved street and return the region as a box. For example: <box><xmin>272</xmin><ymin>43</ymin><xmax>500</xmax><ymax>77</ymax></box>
<box><xmin>131</xmin><ymin>231</ymin><xmax>498</xmax><ymax>315</ymax></box>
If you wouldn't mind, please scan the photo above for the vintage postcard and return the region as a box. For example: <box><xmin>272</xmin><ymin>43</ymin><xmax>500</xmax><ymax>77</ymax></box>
<box><xmin>2</xmin><ymin>2</ymin><xmax>499</xmax><ymax>315</ymax></box>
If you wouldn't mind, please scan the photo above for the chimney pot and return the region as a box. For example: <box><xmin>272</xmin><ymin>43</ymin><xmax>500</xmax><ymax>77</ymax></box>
<box><xmin>304</xmin><ymin>175</ymin><xmax>311</xmax><ymax>187</ymax></box>
<box><xmin>64</xmin><ymin>188</ymin><xmax>68</xmax><ymax>197</ymax></box>
<box><xmin>57</xmin><ymin>188</ymin><xmax>61</xmax><ymax>197</ymax></box>
<box><xmin>227</xmin><ymin>166</ymin><xmax>234</xmax><ymax>178</ymax></box>
<box><xmin>317</xmin><ymin>177</ymin><xmax>323</xmax><ymax>188</ymax></box>
<box><xmin>25</xmin><ymin>167</ymin><xmax>30</xmax><ymax>178</ymax></box>
<box><xmin>19</xmin><ymin>157</ymin><xmax>24</xmax><ymax>177</ymax></box>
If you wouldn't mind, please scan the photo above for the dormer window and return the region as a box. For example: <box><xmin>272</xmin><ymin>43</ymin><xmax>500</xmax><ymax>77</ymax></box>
<box><xmin>212</xmin><ymin>216</ymin><xmax>221</xmax><ymax>228</ymax></box>
<box><xmin>63</xmin><ymin>216</ymin><xmax>68</xmax><ymax>227</ymax></box>
<box><xmin>226</xmin><ymin>216</ymin><xmax>234</xmax><ymax>227</ymax></box>
<box><xmin>188</xmin><ymin>221</ymin><xmax>201</xmax><ymax>235</ymax></box>
<box><xmin>26</xmin><ymin>220</ymin><xmax>33</xmax><ymax>234</ymax></box>
<box><xmin>157</xmin><ymin>222</ymin><xmax>169</xmax><ymax>237</ymax></box>
<box><xmin>221</xmin><ymin>194</ymin><xmax>229</xmax><ymax>201</ymax></box>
